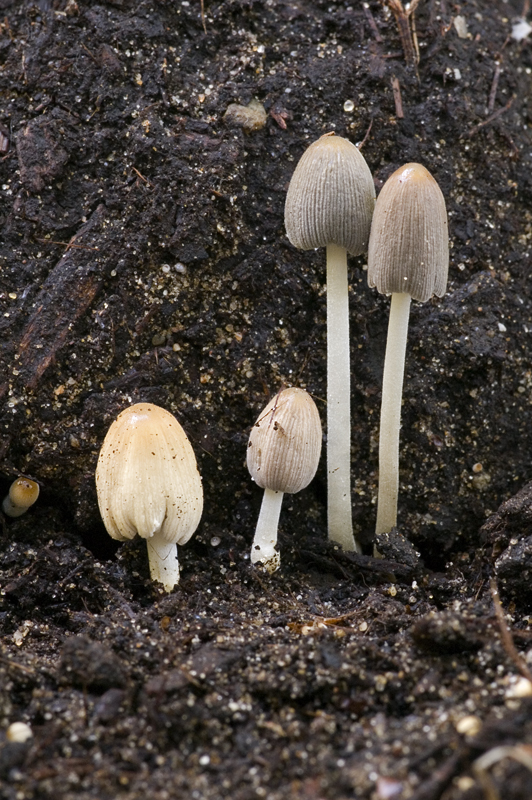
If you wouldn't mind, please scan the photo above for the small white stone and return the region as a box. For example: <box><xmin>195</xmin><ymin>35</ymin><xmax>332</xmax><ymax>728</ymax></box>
<box><xmin>512</xmin><ymin>19</ymin><xmax>532</xmax><ymax>42</ymax></box>
<box><xmin>506</xmin><ymin>677</ymin><xmax>532</xmax><ymax>698</ymax></box>
<box><xmin>453</xmin><ymin>15</ymin><xmax>469</xmax><ymax>39</ymax></box>
<box><xmin>455</xmin><ymin>715</ymin><xmax>481</xmax><ymax>736</ymax></box>
<box><xmin>6</xmin><ymin>722</ymin><xmax>33</xmax><ymax>743</ymax></box>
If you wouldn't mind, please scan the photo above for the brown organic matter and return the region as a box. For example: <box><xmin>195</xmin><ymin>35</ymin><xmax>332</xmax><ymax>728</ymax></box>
<box><xmin>1</xmin><ymin>1</ymin><xmax>532</xmax><ymax>798</ymax></box>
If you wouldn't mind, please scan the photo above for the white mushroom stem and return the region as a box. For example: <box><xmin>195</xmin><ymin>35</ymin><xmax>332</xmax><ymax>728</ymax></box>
<box><xmin>326</xmin><ymin>243</ymin><xmax>359</xmax><ymax>553</ymax></box>
<box><xmin>376</xmin><ymin>291</ymin><xmax>411</xmax><ymax>535</ymax></box>
<box><xmin>146</xmin><ymin>528</ymin><xmax>180</xmax><ymax>592</ymax></box>
<box><xmin>250</xmin><ymin>487</ymin><xmax>283</xmax><ymax>573</ymax></box>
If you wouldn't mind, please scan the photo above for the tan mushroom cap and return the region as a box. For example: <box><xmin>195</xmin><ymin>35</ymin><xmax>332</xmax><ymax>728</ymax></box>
<box><xmin>9</xmin><ymin>478</ymin><xmax>40</xmax><ymax>510</ymax></box>
<box><xmin>284</xmin><ymin>133</ymin><xmax>376</xmax><ymax>255</ymax></box>
<box><xmin>367</xmin><ymin>163</ymin><xmax>449</xmax><ymax>303</ymax></box>
<box><xmin>96</xmin><ymin>403</ymin><xmax>203</xmax><ymax>545</ymax></box>
<box><xmin>247</xmin><ymin>388</ymin><xmax>322</xmax><ymax>494</ymax></box>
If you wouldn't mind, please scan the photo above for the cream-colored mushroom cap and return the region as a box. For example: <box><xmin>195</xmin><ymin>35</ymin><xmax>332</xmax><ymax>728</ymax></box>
<box><xmin>367</xmin><ymin>163</ymin><xmax>449</xmax><ymax>302</ymax></box>
<box><xmin>284</xmin><ymin>132</ymin><xmax>375</xmax><ymax>255</ymax></box>
<box><xmin>247</xmin><ymin>388</ymin><xmax>322</xmax><ymax>494</ymax></box>
<box><xmin>96</xmin><ymin>403</ymin><xmax>203</xmax><ymax>545</ymax></box>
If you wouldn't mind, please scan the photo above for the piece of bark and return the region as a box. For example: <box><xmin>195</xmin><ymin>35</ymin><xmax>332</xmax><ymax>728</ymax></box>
<box><xmin>0</xmin><ymin>205</ymin><xmax>111</xmax><ymax>400</ymax></box>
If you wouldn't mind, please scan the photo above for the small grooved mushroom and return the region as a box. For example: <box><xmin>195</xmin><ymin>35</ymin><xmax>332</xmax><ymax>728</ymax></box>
<box><xmin>284</xmin><ymin>133</ymin><xmax>375</xmax><ymax>553</ymax></box>
<box><xmin>367</xmin><ymin>163</ymin><xmax>448</xmax><ymax>537</ymax></box>
<box><xmin>247</xmin><ymin>388</ymin><xmax>322</xmax><ymax>573</ymax></box>
<box><xmin>2</xmin><ymin>478</ymin><xmax>40</xmax><ymax>518</ymax></box>
<box><xmin>95</xmin><ymin>403</ymin><xmax>203</xmax><ymax>592</ymax></box>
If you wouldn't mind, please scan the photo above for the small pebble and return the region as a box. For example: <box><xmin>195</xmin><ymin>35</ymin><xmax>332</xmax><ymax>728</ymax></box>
<box><xmin>6</xmin><ymin>722</ymin><xmax>33</xmax><ymax>743</ymax></box>
<box><xmin>223</xmin><ymin>99</ymin><xmax>267</xmax><ymax>132</ymax></box>
<box><xmin>453</xmin><ymin>15</ymin><xmax>469</xmax><ymax>38</ymax></box>
<box><xmin>455</xmin><ymin>715</ymin><xmax>481</xmax><ymax>736</ymax></box>
<box><xmin>512</xmin><ymin>19</ymin><xmax>532</xmax><ymax>41</ymax></box>
<box><xmin>505</xmin><ymin>676</ymin><xmax>532</xmax><ymax>699</ymax></box>
<box><xmin>376</xmin><ymin>776</ymin><xmax>403</xmax><ymax>799</ymax></box>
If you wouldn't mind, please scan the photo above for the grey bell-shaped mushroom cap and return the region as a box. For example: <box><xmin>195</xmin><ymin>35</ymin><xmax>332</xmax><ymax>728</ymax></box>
<box><xmin>367</xmin><ymin>163</ymin><xmax>449</xmax><ymax>303</ymax></box>
<box><xmin>247</xmin><ymin>388</ymin><xmax>322</xmax><ymax>494</ymax></box>
<box><xmin>96</xmin><ymin>403</ymin><xmax>203</xmax><ymax>545</ymax></box>
<box><xmin>284</xmin><ymin>133</ymin><xmax>376</xmax><ymax>255</ymax></box>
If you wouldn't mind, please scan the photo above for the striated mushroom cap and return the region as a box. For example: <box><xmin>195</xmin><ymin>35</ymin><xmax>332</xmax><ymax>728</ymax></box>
<box><xmin>247</xmin><ymin>388</ymin><xmax>322</xmax><ymax>494</ymax></box>
<box><xmin>96</xmin><ymin>403</ymin><xmax>203</xmax><ymax>545</ymax></box>
<box><xmin>284</xmin><ymin>133</ymin><xmax>375</xmax><ymax>255</ymax></box>
<box><xmin>367</xmin><ymin>163</ymin><xmax>449</xmax><ymax>302</ymax></box>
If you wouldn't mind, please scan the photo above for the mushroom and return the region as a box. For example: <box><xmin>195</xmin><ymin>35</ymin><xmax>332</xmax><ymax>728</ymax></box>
<box><xmin>2</xmin><ymin>477</ymin><xmax>40</xmax><ymax>518</ymax></box>
<box><xmin>247</xmin><ymin>387</ymin><xmax>322</xmax><ymax>573</ymax></box>
<box><xmin>95</xmin><ymin>403</ymin><xmax>203</xmax><ymax>592</ymax></box>
<box><xmin>284</xmin><ymin>132</ymin><xmax>375</xmax><ymax>553</ymax></box>
<box><xmin>367</xmin><ymin>163</ymin><xmax>448</xmax><ymax>536</ymax></box>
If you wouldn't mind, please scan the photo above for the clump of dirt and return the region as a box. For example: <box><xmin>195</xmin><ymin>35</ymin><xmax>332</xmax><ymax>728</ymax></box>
<box><xmin>1</xmin><ymin>1</ymin><xmax>532</xmax><ymax>798</ymax></box>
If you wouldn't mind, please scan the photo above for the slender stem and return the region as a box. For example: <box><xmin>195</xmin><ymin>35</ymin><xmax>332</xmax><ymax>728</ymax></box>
<box><xmin>326</xmin><ymin>243</ymin><xmax>359</xmax><ymax>552</ymax></box>
<box><xmin>376</xmin><ymin>292</ymin><xmax>411</xmax><ymax>535</ymax></box>
<box><xmin>251</xmin><ymin>487</ymin><xmax>283</xmax><ymax>573</ymax></box>
<box><xmin>146</xmin><ymin>528</ymin><xmax>180</xmax><ymax>592</ymax></box>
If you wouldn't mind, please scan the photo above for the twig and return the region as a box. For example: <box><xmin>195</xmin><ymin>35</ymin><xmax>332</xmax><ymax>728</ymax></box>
<box><xmin>392</xmin><ymin>77</ymin><xmax>404</xmax><ymax>118</ymax></box>
<box><xmin>409</xmin><ymin>747</ymin><xmax>470</xmax><ymax>800</ymax></box>
<box><xmin>488</xmin><ymin>64</ymin><xmax>501</xmax><ymax>114</ymax></box>
<box><xmin>131</xmin><ymin>166</ymin><xmax>152</xmax><ymax>186</ymax></box>
<box><xmin>385</xmin><ymin>0</ymin><xmax>421</xmax><ymax>69</ymax></box>
<box><xmin>200</xmin><ymin>0</ymin><xmax>207</xmax><ymax>33</ymax></box>
<box><xmin>487</xmin><ymin>35</ymin><xmax>510</xmax><ymax>114</ymax></box>
<box><xmin>467</xmin><ymin>97</ymin><xmax>515</xmax><ymax>137</ymax></box>
<box><xmin>357</xmin><ymin>119</ymin><xmax>373</xmax><ymax>150</ymax></box>
<box><xmin>0</xmin><ymin>655</ymin><xmax>37</xmax><ymax>675</ymax></box>
<box><xmin>490</xmin><ymin>577</ymin><xmax>532</xmax><ymax>682</ymax></box>
<box><xmin>81</xmin><ymin>43</ymin><xmax>98</xmax><ymax>64</ymax></box>
<box><xmin>135</xmin><ymin>302</ymin><xmax>161</xmax><ymax>334</ymax></box>
<box><xmin>363</xmin><ymin>2</ymin><xmax>383</xmax><ymax>42</ymax></box>
<box><xmin>411</xmin><ymin>2</ymin><xmax>420</xmax><ymax>63</ymax></box>
<box><xmin>270</xmin><ymin>109</ymin><xmax>289</xmax><ymax>130</ymax></box>
<box><xmin>35</xmin><ymin>238</ymin><xmax>99</xmax><ymax>251</ymax></box>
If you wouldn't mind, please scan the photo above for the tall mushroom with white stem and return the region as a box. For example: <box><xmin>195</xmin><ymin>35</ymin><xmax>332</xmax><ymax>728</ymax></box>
<box><xmin>367</xmin><ymin>163</ymin><xmax>449</xmax><ymax>538</ymax></box>
<box><xmin>284</xmin><ymin>133</ymin><xmax>375</xmax><ymax>553</ymax></box>
<box><xmin>95</xmin><ymin>403</ymin><xmax>203</xmax><ymax>592</ymax></box>
<box><xmin>247</xmin><ymin>388</ymin><xmax>322</xmax><ymax>574</ymax></box>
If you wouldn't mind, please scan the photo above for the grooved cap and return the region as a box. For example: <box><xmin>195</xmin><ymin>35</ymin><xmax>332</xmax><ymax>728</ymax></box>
<box><xmin>96</xmin><ymin>403</ymin><xmax>203</xmax><ymax>545</ymax></box>
<box><xmin>247</xmin><ymin>388</ymin><xmax>322</xmax><ymax>494</ymax></box>
<box><xmin>367</xmin><ymin>163</ymin><xmax>449</xmax><ymax>302</ymax></box>
<box><xmin>284</xmin><ymin>133</ymin><xmax>375</xmax><ymax>255</ymax></box>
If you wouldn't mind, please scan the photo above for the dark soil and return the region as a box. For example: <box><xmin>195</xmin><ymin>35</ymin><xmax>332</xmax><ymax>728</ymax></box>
<box><xmin>1</xmin><ymin>0</ymin><xmax>532</xmax><ymax>797</ymax></box>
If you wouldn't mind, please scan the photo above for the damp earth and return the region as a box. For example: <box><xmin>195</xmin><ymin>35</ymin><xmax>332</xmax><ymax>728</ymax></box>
<box><xmin>1</xmin><ymin>1</ymin><xmax>532</xmax><ymax>798</ymax></box>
